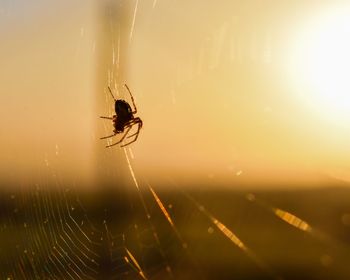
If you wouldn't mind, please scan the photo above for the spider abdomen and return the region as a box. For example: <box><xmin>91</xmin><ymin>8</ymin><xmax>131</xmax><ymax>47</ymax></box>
<box><xmin>113</xmin><ymin>100</ymin><xmax>134</xmax><ymax>132</ymax></box>
<box><xmin>115</xmin><ymin>100</ymin><xmax>132</xmax><ymax>116</ymax></box>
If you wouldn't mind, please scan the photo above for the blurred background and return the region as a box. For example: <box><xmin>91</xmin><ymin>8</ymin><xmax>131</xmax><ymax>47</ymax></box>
<box><xmin>1</xmin><ymin>0</ymin><xmax>350</xmax><ymax>279</ymax></box>
<box><xmin>1</xmin><ymin>0</ymin><xmax>350</xmax><ymax>187</ymax></box>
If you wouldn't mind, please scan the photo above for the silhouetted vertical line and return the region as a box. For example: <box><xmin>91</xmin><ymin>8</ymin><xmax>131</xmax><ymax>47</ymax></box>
<box><xmin>94</xmin><ymin>0</ymin><xmax>131</xmax><ymax>188</ymax></box>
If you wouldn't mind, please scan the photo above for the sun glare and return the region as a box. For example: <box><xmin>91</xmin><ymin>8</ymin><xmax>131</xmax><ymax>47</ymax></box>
<box><xmin>289</xmin><ymin>7</ymin><xmax>350</xmax><ymax>125</ymax></box>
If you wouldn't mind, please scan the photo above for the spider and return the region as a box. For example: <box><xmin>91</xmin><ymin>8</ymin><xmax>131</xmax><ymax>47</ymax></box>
<box><xmin>100</xmin><ymin>84</ymin><xmax>143</xmax><ymax>147</ymax></box>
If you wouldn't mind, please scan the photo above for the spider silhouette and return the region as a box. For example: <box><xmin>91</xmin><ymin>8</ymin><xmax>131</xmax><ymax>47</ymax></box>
<box><xmin>100</xmin><ymin>84</ymin><xmax>143</xmax><ymax>147</ymax></box>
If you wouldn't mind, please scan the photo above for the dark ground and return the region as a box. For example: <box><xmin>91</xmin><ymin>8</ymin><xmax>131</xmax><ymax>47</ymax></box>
<box><xmin>1</xmin><ymin>183</ymin><xmax>350</xmax><ymax>280</ymax></box>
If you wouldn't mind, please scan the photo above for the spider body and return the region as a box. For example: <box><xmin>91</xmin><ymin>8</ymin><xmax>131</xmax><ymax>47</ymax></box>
<box><xmin>100</xmin><ymin>84</ymin><xmax>143</xmax><ymax>147</ymax></box>
<box><xmin>114</xmin><ymin>100</ymin><xmax>134</xmax><ymax>132</ymax></box>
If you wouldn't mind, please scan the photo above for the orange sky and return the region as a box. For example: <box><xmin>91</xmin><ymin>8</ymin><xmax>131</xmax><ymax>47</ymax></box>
<box><xmin>1</xmin><ymin>0</ymin><xmax>350</xmax><ymax>187</ymax></box>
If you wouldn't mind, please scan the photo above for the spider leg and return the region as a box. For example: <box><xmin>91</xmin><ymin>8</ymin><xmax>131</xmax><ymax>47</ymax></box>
<box><xmin>105</xmin><ymin>126</ymin><xmax>132</xmax><ymax>148</ymax></box>
<box><xmin>100</xmin><ymin>116</ymin><xmax>114</xmax><ymax>120</ymax></box>
<box><xmin>121</xmin><ymin>130</ymin><xmax>139</xmax><ymax>147</ymax></box>
<box><xmin>124</xmin><ymin>84</ymin><xmax>137</xmax><ymax>114</ymax></box>
<box><xmin>121</xmin><ymin>133</ymin><xmax>139</xmax><ymax>147</ymax></box>
<box><xmin>126</xmin><ymin>132</ymin><xmax>137</xmax><ymax>138</ymax></box>
<box><xmin>121</xmin><ymin>139</ymin><xmax>136</xmax><ymax>147</ymax></box>
<box><xmin>121</xmin><ymin>120</ymin><xmax>142</xmax><ymax>147</ymax></box>
<box><xmin>100</xmin><ymin>133</ymin><xmax>117</xmax><ymax>140</ymax></box>
<box><xmin>126</xmin><ymin>118</ymin><xmax>143</xmax><ymax>139</ymax></box>
<box><xmin>108</xmin><ymin>86</ymin><xmax>117</xmax><ymax>101</ymax></box>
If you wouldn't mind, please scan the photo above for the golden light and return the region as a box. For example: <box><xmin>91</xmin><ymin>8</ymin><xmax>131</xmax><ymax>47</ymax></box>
<box><xmin>289</xmin><ymin>7</ymin><xmax>350</xmax><ymax>125</ymax></box>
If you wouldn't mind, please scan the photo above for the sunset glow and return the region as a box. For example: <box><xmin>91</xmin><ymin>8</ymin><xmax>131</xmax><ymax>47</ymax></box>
<box><xmin>289</xmin><ymin>7</ymin><xmax>350</xmax><ymax>125</ymax></box>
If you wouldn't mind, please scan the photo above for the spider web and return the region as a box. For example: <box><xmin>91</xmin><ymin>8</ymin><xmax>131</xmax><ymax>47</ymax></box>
<box><xmin>2</xmin><ymin>153</ymin><xmax>350</xmax><ymax>279</ymax></box>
